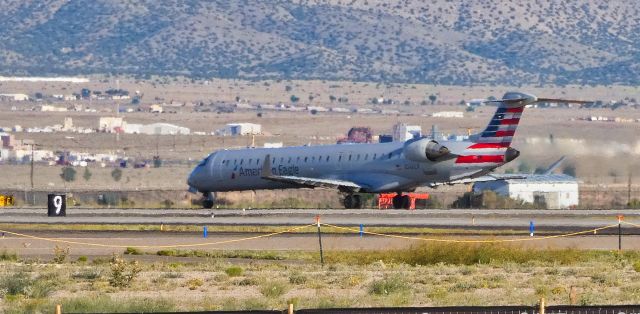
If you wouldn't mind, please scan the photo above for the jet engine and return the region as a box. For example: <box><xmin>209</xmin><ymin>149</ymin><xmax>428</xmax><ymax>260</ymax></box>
<box><xmin>404</xmin><ymin>139</ymin><xmax>450</xmax><ymax>162</ymax></box>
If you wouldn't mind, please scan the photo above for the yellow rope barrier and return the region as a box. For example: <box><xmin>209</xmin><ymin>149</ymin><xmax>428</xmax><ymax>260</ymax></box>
<box><xmin>0</xmin><ymin>224</ymin><xmax>315</xmax><ymax>249</ymax></box>
<box><xmin>320</xmin><ymin>223</ymin><xmax>620</xmax><ymax>243</ymax></box>
<box><xmin>622</xmin><ymin>220</ymin><xmax>640</xmax><ymax>228</ymax></box>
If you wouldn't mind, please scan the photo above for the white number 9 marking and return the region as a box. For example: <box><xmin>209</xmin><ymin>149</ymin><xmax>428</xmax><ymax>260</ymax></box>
<box><xmin>53</xmin><ymin>196</ymin><xmax>63</xmax><ymax>215</ymax></box>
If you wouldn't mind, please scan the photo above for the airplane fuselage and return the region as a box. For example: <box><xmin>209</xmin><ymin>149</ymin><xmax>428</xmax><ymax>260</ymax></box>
<box><xmin>188</xmin><ymin>139</ymin><xmax>504</xmax><ymax>194</ymax></box>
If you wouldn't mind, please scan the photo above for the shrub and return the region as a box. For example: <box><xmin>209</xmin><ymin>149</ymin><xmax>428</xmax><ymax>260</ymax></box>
<box><xmin>124</xmin><ymin>247</ymin><xmax>143</xmax><ymax>255</ymax></box>
<box><xmin>369</xmin><ymin>275</ymin><xmax>409</xmax><ymax>295</ymax></box>
<box><xmin>186</xmin><ymin>278</ymin><xmax>204</xmax><ymax>290</ymax></box>
<box><xmin>109</xmin><ymin>254</ymin><xmax>141</xmax><ymax>288</ymax></box>
<box><xmin>0</xmin><ymin>271</ymin><xmax>57</xmax><ymax>298</ymax></box>
<box><xmin>288</xmin><ymin>271</ymin><xmax>307</xmax><ymax>285</ymax></box>
<box><xmin>633</xmin><ymin>261</ymin><xmax>640</xmax><ymax>273</ymax></box>
<box><xmin>157</xmin><ymin>250</ymin><xmax>178</xmax><ymax>256</ymax></box>
<box><xmin>0</xmin><ymin>250</ymin><xmax>18</xmax><ymax>261</ymax></box>
<box><xmin>0</xmin><ymin>272</ymin><xmax>33</xmax><ymax>297</ymax></box>
<box><xmin>225</xmin><ymin>266</ymin><xmax>243</xmax><ymax>277</ymax></box>
<box><xmin>53</xmin><ymin>245</ymin><xmax>70</xmax><ymax>264</ymax></box>
<box><xmin>60</xmin><ymin>166</ymin><xmax>76</xmax><ymax>182</ymax></box>
<box><xmin>77</xmin><ymin>256</ymin><xmax>88</xmax><ymax>263</ymax></box>
<box><xmin>259</xmin><ymin>280</ymin><xmax>289</xmax><ymax>298</ymax></box>
<box><xmin>72</xmin><ymin>269</ymin><xmax>102</xmax><ymax>280</ymax></box>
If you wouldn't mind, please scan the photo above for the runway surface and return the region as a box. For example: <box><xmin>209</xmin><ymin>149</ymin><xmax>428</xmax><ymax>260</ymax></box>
<box><xmin>0</xmin><ymin>208</ymin><xmax>638</xmax><ymax>230</ymax></box>
<box><xmin>0</xmin><ymin>229</ymin><xmax>637</xmax><ymax>258</ymax></box>
<box><xmin>1</xmin><ymin>208</ymin><xmax>639</xmax><ymax>257</ymax></box>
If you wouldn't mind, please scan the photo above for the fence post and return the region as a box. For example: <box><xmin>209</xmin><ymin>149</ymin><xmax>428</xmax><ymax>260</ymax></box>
<box><xmin>316</xmin><ymin>215</ymin><xmax>324</xmax><ymax>267</ymax></box>
<box><xmin>55</xmin><ymin>304</ymin><xmax>62</xmax><ymax>314</ymax></box>
<box><xmin>617</xmin><ymin>215</ymin><xmax>623</xmax><ymax>251</ymax></box>
<box><xmin>539</xmin><ymin>297</ymin><xmax>545</xmax><ymax>314</ymax></box>
<box><xmin>288</xmin><ymin>303</ymin><xmax>294</xmax><ymax>314</ymax></box>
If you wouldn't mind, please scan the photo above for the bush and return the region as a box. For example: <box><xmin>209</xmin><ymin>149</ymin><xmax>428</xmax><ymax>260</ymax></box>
<box><xmin>0</xmin><ymin>271</ymin><xmax>58</xmax><ymax>298</ymax></box>
<box><xmin>60</xmin><ymin>166</ymin><xmax>76</xmax><ymax>182</ymax></box>
<box><xmin>156</xmin><ymin>249</ymin><xmax>178</xmax><ymax>256</ymax></box>
<box><xmin>124</xmin><ymin>247</ymin><xmax>143</xmax><ymax>255</ymax></box>
<box><xmin>326</xmin><ymin>242</ymin><xmax>595</xmax><ymax>266</ymax></box>
<box><xmin>288</xmin><ymin>271</ymin><xmax>307</xmax><ymax>285</ymax></box>
<box><xmin>109</xmin><ymin>254</ymin><xmax>141</xmax><ymax>288</ymax></box>
<box><xmin>111</xmin><ymin>168</ymin><xmax>123</xmax><ymax>182</ymax></box>
<box><xmin>77</xmin><ymin>256</ymin><xmax>88</xmax><ymax>263</ymax></box>
<box><xmin>186</xmin><ymin>278</ymin><xmax>204</xmax><ymax>290</ymax></box>
<box><xmin>53</xmin><ymin>245</ymin><xmax>70</xmax><ymax>264</ymax></box>
<box><xmin>259</xmin><ymin>280</ymin><xmax>289</xmax><ymax>298</ymax></box>
<box><xmin>72</xmin><ymin>269</ymin><xmax>102</xmax><ymax>280</ymax></box>
<box><xmin>369</xmin><ymin>275</ymin><xmax>409</xmax><ymax>295</ymax></box>
<box><xmin>0</xmin><ymin>250</ymin><xmax>18</xmax><ymax>261</ymax></box>
<box><xmin>633</xmin><ymin>261</ymin><xmax>640</xmax><ymax>272</ymax></box>
<box><xmin>225</xmin><ymin>266</ymin><xmax>243</xmax><ymax>277</ymax></box>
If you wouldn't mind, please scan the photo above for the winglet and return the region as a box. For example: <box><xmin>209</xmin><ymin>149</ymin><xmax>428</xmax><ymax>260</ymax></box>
<box><xmin>543</xmin><ymin>156</ymin><xmax>566</xmax><ymax>175</ymax></box>
<box><xmin>261</xmin><ymin>154</ymin><xmax>272</xmax><ymax>178</ymax></box>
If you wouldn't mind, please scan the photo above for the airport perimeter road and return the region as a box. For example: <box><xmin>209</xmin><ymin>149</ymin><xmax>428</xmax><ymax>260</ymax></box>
<box><xmin>1</xmin><ymin>230</ymin><xmax>639</xmax><ymax>258</ymax></box>
<box><xmin>0</xmin><ymin>208</ymin><xmax>638</xmax><ymax>229</ymax></box>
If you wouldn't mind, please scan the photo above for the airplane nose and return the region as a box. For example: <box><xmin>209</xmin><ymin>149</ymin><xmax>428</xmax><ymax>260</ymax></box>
<box><xmin>187</xmin><ymin>168</ymin><xmax>204</xmax><ymax>191</ymax></box>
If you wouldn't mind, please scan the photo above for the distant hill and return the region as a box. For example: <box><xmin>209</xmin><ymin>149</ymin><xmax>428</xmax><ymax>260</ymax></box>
<box><xmin>0</xmin><ymin>0</ymin><xmax>639</xmax><ymax>85</ymax></box>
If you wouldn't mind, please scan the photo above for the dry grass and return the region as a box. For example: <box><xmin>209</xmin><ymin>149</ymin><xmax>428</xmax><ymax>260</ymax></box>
<box><xmin>1</xmin><ymin>244</ymin><xmax>640</xmax><ymax>311</ymax></box>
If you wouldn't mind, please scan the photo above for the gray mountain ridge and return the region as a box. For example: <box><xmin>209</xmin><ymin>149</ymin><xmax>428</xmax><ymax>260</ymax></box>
<box><xmin>0</xmin><ymin>0</ymin><xmax>638</xmax><ymax>85</ymax></box>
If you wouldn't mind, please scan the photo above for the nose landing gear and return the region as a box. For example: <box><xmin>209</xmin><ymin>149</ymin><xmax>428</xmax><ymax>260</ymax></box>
<box><xmin>202</xmin><ymin>192</ymin><xmax>216</xmax><ymax>209</ymax></box>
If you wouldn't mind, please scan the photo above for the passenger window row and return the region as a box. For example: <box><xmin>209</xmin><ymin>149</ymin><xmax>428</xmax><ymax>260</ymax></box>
<box><xmin>220</xmin><ymin>152</ymin><xmax>396</xmax><ymax>166</ymax></box>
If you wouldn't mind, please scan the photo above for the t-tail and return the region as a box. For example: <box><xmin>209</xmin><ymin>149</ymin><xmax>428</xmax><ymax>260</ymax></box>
<box><xmin>465</xmin><ymin>92</ymin><xmax>591</xmax><ymax>164</ymax></box>
<box><xmin>471</xmin><ymin>92</ymin><xmax>534</xmax><ymax>149</ymax></box>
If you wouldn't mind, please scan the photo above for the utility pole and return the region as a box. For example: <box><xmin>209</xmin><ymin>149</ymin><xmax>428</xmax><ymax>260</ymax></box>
<box><xmin>30</xmin><ymin>144</ymin><xmax>34</xmax><ymax>189</ymax></box>
<box><xmin>628</xmin><ymin>170</ymin><xmax>632</xmax><ymax>207</ymax></box>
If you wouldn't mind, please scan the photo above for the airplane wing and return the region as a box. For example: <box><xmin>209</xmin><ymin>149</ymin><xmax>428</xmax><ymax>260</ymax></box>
<box><xmin>428</xmin><ymin>174</ymin><xmax>528</xmax><ymax>187</ymax></box>
<box><xmin>260</xmin><ymin>154</ymin><xmax>363</xmax><ymax>192</ymax></box>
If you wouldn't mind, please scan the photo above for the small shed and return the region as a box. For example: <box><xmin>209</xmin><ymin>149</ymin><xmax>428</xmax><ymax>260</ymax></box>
<box><xmin>473</xmin><ymin>174</ymin><xmax>579</xmax><ymax>209</ymax></box>
<box><xmin>219</xmin><ymin>123</ymin><xmax>262</xmax><ymax>136</ymax></box>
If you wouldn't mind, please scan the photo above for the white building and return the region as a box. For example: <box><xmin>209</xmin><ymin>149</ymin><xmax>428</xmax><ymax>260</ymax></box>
<box><xmin>432</xmin><ymin>111</ymin><xmax>464</xmax><ymax>118</ymax></box>
<box><xmin>140</xmin><ymin>123</ymin><xmax>190</xmax><ymax>135</ymax></box>
<box><xmin>41</xmin><ymin>105</ymin><xmax>68</xmax><ymax>112</ymax></box>
<box><xmin>0</xmin><ymin>93</ymin><xmax>29</xmax><ymax>101</ymax></box>
<box><xmin>99</xmin><ymin>117</ymin><xmax>125</xmax><ymax>132</ymax></box>
<box><xmin>392</xmin><ymin>123</ymin><xmax>422</xmax><ymax>142</ymax></box>
<box><xmin>218</xmin><ymin>123</ymin><xmax>262</xmax><ymax>136</ymax></box>
<box><xmin>473</xmin><ymin>174</ymin><xmax>579</xmax><ymax>209</ymax></box>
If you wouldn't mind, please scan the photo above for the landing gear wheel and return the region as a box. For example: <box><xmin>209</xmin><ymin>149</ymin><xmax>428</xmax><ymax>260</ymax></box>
<box><xmin>392</xmin><ymin>194</ymin><xmax>411</xmax><ymax>209</ymax></box>
<box><xmin>202</xmin><ymin>192</ymin><xmax>215</xmax><ymax>209</ymax></box>
<box><xmin>392</xmin><ymin>194</ymin><xmax>403</xmax><ymax>209</ymax></box>
<box><xmin>401</xmin><ymin>195</ymin><xmax>411</xmax><ymax>209</ymax></box>
<box><xmin>343</xmin><ymin>194</ymin><xmax>362</xmax><ymax>209</ymax></box>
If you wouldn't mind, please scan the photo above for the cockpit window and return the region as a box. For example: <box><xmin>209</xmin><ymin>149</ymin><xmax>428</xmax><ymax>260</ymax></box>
<box><xmin>198</xmin><ymin>155</ymin><xmax>211</xmax><ymax>167</ymax></box>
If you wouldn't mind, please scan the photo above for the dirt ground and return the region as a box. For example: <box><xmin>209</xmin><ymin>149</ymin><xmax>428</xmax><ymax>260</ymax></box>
<box><xmin>1</xmin><ymin>78</ymin><xmax>639</xmax><ymax>209</ymax></box>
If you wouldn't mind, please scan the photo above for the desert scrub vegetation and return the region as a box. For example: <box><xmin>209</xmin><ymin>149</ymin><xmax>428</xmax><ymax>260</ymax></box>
<box><xmin>324</xmin><ymin>242</ymin><xmax>640</xmax><ymax>266</ymax></box>
<box><xmin>225</xmin><ymin>266</ymin><xmax>244</xmax><ymax>277</ymax></box>
<box><xmin>2</xmin><ymin>244</ymin><xmax>640</xmax><ymax>311</ymax></box>
<box><xmin>108</xmin><ymin>254</ymin><xmax>141</xmax><ymax>288</ymax></box>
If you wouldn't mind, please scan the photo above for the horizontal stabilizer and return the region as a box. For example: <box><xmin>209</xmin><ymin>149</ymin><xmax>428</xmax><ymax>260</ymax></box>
<box><xmin>543</xmin><ymin>156</ymin><xmax>566</xmax><ymax>175</ymax></box>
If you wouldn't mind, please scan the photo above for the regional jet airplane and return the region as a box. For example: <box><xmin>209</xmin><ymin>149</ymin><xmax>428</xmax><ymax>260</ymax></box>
<box><xmin>188</xmin><ymin>92</ymin><xmax>587</xmax><ymax>209</ymax></box>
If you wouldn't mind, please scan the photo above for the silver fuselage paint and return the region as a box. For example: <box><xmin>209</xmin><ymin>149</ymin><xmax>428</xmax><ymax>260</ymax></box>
<box><xmin>188</xmin><ymin>139</ymin><xmax>503</xmax><ymax>193</ymax></box>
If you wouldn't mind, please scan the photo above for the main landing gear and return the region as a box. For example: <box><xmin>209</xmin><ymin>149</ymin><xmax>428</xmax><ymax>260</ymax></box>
<box><xmin>392</xmin><ymin>193</ymin><xmax>411</xmax><ymax>210</ymax></box>
<box><xmin>343</xmin><ymin>194</ymin><xmax>363</xmax><ymax>209</ymax></box>
<box><xmin>202</xmin><ymin>192</ymin><xmax>216</xmax><ymax>209</ymax></box>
